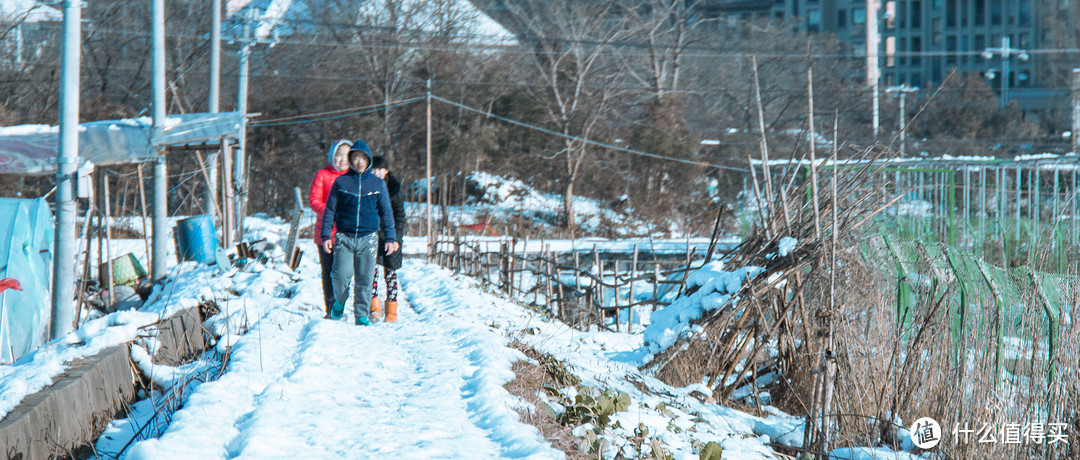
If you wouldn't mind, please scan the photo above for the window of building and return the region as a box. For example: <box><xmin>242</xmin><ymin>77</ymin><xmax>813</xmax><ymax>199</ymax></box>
<box><xmin>974</xmin><ymin>0</ymin><xmax>986</xmax><ymax>25</ymax></box>
<box><xmin>959</xmin><ymin>35</ymin><xmax>968</xmax><ymax>65</ymax></box>
<box><xmin>886</xmin><ymin>36</ymin><xmax>896</xmax><ymax>67</ymax></box>
<box><xmin>946</xmin><ymin>0</ymin><xmax>956</xmax><ymax>27</ymax></box>
<box><xmin>974</xmin><ymin>34</ymin><xmax>985</xmax><ymax>52</ymax></box>
<box><xmin>912</xmin><ymin>37</ymin><xmax>922</xmax><ymax>65</ymax></box>
<box><xmin>960</xmin><ymin>0</ymin><xmax>968</xmax><ymax>27</ymax></box>
<box><xmin>991</xmin><ymin>1</ymin><xmax>1002</xmax><ymax>25</ymax></box>
<box><xmin>898</xmin><ymin>2</ymin><xmax>906</xmax><ymax>28</ymax></box>
<box><xmin>1018</xmin><ymin>32</ymin><xmax>1029</xmax><ymax>48</ymax></box>
<box><xmin>911</xmin><ymin>73</ymin><xmax>923</xmax><ymax>87</ymax></box>
<box><xmin>853</xmin><ymin>8</ymin><xmax>866</xmax><ymax>24</ymax></box>
<box><xmin>1017</xmin><ymin>71</ymin><xmax>1029</xmax><ymax>87</ymax></box>
<box><xmin>899</xmin><ymin>37</ymin><xmax>907</xmax><ymax>65</ymax></box>
<box><xmin>911</xmin><ymin>1</ymin><xmax>922</xmax><ymax>28</ymax></box>
<box><xmin>1019</xmin><ymin>0</ymin><xmax>1031</xmax><ymax>25</ymax></box>
<box><xmin>1007</xmin><ymin>0</ymin><xmax>1016</xmax><ymax>25</ymax></box>
<box><xmin>808</xmin><ymin>10</ymin><xmax>821</xmax><ymax>33</ymax></box>
<box><xmin>932</xmin><ymin>18</ymin><xmax>942</xmax><ymax>44</ymax></box>
<box><xmin>885</xmin><ymin>2</ymin><xmax>896</xmax><ymax>29</ymax></box>
<box><xmin>837</xmin><ymin>9</ymin><xmax>847</xmax><ymax>29</ymax></box>
<box><xmin>945</xmin><ymin>35</ymin><xmax>957</xmax><ymax>64</ymax></box>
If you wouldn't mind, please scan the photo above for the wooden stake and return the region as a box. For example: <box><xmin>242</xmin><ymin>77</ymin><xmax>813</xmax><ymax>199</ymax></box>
<box><xmin>807</xmin><ymin>45</ymin><xmax>822</xmax><ymax>240</ymax></box>
<box><xmin>101</xmin><ymin>172</ymin><xmax>115</xmax><ymax>305</ymax></box>
<box><xmin>136</xmin><ymin>165</ymin><xmax>151</xmax><ymax>269</ymax></box>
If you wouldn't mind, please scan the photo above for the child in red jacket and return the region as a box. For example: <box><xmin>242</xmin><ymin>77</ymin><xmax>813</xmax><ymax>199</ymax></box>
<box><xmin>309</xmin><ymin>139</ymin><xmax>351</xmax><ymax>317</ymax></box>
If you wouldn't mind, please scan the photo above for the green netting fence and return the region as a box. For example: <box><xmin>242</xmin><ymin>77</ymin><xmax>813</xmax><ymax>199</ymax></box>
<box><xmin>865</xmin><ymin>235</ymin><xmax>1079</xmax><ymax>391</ymax></box>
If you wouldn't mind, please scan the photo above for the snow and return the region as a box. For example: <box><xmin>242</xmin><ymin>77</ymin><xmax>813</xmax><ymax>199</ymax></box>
<box><xmin>643</xmin><ymin>261</ymin><xmax>764</xmax><ymax>355</ymax></box>
<box><xmin>0</xmin><ymin>0</ymin><xmax>61</xmax><ymax>22</ymax></box>
<box><xmin>408</xmin><ymin>171</ymin><xmax>662</xmax><ymax>237</ymax></box>
<box><xmin>230</xmin><ymin>0</ymin><xmax>514</xmax><ymax>44</ymax></box>
<box><xmin>0</xmin><ymin>214</ymin><xmax>922</xmax><ymax>458</ymax></box>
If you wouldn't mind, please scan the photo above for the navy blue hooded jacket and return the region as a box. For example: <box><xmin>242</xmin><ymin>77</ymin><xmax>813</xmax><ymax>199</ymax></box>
<box><xmin>319</xmin><ymin>140</ymin><xmax>396</xmax><ymax>243</ymax></box>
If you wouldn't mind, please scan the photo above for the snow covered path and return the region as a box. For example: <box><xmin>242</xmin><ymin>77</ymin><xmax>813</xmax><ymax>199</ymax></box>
<box><xmin>121</xmin><ymin>258</ymin><xmax>561</xmax><ymax>459</ymax></box>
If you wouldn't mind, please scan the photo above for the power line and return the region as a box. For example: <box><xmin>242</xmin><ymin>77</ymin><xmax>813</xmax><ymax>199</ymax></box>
<box><xmin>249</xmin><ymin>97</ymin><xmax>425</xmax><ymax>127</ymax></box>
<box><xmin>429</xmin><ymin>94</ymin><xmax>750</xmax><ymax>172</ymax></box>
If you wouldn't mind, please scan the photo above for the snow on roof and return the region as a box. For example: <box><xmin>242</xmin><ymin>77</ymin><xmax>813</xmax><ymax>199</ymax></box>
<box><xmin>0</xmin><ymin>0</ymin><xmax>60</xmax><ymax>23</ymax></box>
<box><xmin>229</xmin><ymin>0</ymin><xmax>513</xmax><ymax>44</ymax></box>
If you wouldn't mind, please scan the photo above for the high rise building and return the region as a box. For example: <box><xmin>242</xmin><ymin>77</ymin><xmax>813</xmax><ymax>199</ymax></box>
<box><xmin>689</xmin><ymin>0</ymin><xmax>1050</xmax><ymax>107</ymax></box>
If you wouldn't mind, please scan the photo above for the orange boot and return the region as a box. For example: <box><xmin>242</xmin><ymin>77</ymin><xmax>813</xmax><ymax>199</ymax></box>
<box><xmin>370</xmin><ymin>296</ymin><xmax>383</xmax><ymax>321</ymax></box>
<box><xmin>385</xmin><ymin>301</ymin><xmax>398</xmax><ymax>322</ymax></box>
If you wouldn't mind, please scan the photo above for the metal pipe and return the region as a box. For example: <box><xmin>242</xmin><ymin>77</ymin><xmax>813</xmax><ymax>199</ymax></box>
<box><xmin>235</xmin><ymin>9</ymin><xmax>254</xmax><ymax>241</ymax></box>
<box><xmin>205</xmin><ymin>0</ymin><xmax>222</xmax><ymax>217</ymax></box>
<box><xmin>151</xmin><ymin>0</ymin><xmax>168</xmax><ymax>280</ymax></box>
<box><xmin>51</xmin><ymin>0</ymin><xmax>81</xmax><ymax>338</ymax></box>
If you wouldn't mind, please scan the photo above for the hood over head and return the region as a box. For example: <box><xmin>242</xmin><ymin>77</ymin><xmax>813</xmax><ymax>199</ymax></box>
<box><xmin>327</xmin><ymin>139</ymin><xmax>353</xmax><ymax>166</ymax></box>
<box><xmin>348</xmin><ymin>139</ymin><xmax>373</xmax><ymax>172</ymax></box>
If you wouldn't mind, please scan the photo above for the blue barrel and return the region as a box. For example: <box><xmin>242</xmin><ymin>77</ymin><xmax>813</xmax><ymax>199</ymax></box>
<box><xmin>175</xmin><ymin>215</ymin><xmax>218</xmax><ymax>264</ymax></box>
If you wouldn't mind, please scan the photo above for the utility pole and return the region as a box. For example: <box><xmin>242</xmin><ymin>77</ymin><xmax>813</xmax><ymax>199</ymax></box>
<box><xmin>866</xmin><ymin>0</ymin><xmax>881</xmax><ymax>138</ymax></box>
<box><xmin>982</xmin><ymin>37</ymin><xmax>1029</xmax><ymax>109</ymax></box>
<box><xmin>52</xmin><ymin>0</ymin><xmax>81</xmax><ymax>338</ymax></box>
<box><xmin>205</xmin><ymin>0</ymin><xmax>221</xmax><ymax>218</ymax></box>
<box><xmin>1072</xmin><ymin>69</ymin><xmax>1080</xmax><ymax>155</ymax></box>
<box><xmin>426</xmin><ymin>79</ymin><xmax>433</xmax><ymax>260</ymax></box>
<box><xmin>152</xmin><ymin>0</ymin><xmax>168</xmax><ymax>280</ymax></box>
<box><xmin>235</xmin><ymin>9</ymin><xmax>254</xmax><ymax>242</ymax></box>
<box><xmin>886</xmin><ymin>84</ymin><xmax>919</xmax><ymax>157</ymax></box>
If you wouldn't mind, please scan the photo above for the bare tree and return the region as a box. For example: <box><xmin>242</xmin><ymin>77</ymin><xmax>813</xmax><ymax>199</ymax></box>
<box><xmin>306</xmin><ymin>0</ymin><xmax>488</xmax><ymax>163</ymax></box>
<box><xmin>499</xmin><ymin>1</ymin><xmax>635</xmax><ymax>234</ymax></box>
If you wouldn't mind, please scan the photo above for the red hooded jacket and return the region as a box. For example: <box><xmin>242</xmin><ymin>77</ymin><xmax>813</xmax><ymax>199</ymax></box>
<box><xmin>310</xmin><ymin>140</ymin><xmax>351</xmax><ymax>245</ymax></box>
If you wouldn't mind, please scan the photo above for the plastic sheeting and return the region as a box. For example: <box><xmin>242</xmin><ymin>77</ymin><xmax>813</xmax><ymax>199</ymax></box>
<box><xmin>0</xmin><ymin>112</ymin><xmax>243</xmax><ymax>175</ymax></box>
<box><xmin>0</xmin><ymin>198</ymin><xmax>53</xmax><ymax>363</ymax></box>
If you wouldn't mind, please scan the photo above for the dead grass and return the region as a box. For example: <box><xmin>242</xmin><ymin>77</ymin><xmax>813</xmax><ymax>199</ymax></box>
<box><xmin>504</xmin><ymin>341</ymin><xmax>591</xmax><ymax>460</ymax></box>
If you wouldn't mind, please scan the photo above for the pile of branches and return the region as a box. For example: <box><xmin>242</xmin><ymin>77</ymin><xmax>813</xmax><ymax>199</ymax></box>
<box><xmin>643</xmin><ymin>128</ymin><xmax>899</xmax><ymax>455</ymax></box>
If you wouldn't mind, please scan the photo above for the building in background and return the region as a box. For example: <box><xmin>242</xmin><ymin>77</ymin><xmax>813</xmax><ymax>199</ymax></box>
<box><xmin>685</xmin><ymin>0</ymin><xmax>1071</xmax><ymax>110</ymax></box>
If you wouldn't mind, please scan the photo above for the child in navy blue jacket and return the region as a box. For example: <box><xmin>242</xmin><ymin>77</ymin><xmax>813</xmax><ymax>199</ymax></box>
<box><xmin>319</xmin><ymin>139</ymin><xmax>399</xmax><ymax>325</ymax></box>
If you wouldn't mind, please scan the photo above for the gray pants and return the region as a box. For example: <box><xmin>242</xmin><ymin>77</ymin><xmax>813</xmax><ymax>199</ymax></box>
<box><xmin>331</xmin><ymin>232</ymin><xmax>379</xmax><ymax>320</ymax></box>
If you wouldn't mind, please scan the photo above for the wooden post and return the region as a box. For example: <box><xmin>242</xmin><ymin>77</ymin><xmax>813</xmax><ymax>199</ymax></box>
<box><xmin>102</xmin><ymin>172</ymin><xmax>115</xmax><ymax>305</ymax></box>
<box><xmin>653</xmin><ymin>263</ymin><xmax>661</xmax><ymax>312</ymax></box>
<box><xmin>594</xmin><ymin>248</ymin><xmax>604</xmax><ymax>324</ymax></box>
<box><xmin>136</xmin><ymin>165</ymin><xmax>150</xmax><ymax>270</ymax></box>
<box><xmin>74</xmin><ymin>207</ymin><xmax>94</xmax><ymax>328</ymax></box>
<box><xmin>545</xmin><ymin>246</ymin><xmax>554</xmax><ymax>316</ymax></box>
<box><xmin>521</xmin><ymin>236</ymin><xmax>529</xmax><ymax>297</ymax></box>
<box><xmin>283</xmin><ymin>187</ymin><xmax>304</xmax><ymax>269</ymax></box>
<box><xmin>221</xmin><ymin>142</ymin><xmax>235</xmax><ymax>247</ymax></box>
<box><xmin>573</xmin><ymin>249</ymin><xmax>581</xmax><ymax>303</ymax></box>
<box><xmin>557</xmin><ymin>276</ymin><xmax>565</xmax><ymax>322</ymax></box>
<box><xmin>613</xmin><ymin>259</ymin><xmax>621</xmax><ymax>332</ymax></box>
<box><xmin>806</xmin><ymin>47</ymin><xmax>822</xmax><ymax>240</ymax></box>
<box><xmin>454</xmin><ymin>231</ymin><xmax>462</xmax><ymax>274</ymax></box>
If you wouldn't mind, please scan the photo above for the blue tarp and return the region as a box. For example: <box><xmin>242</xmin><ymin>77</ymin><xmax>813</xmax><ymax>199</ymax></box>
<box><xmin>0</xmin><ymin>198</ymin><xmax>53</xmax><ymax>363</ymax></box>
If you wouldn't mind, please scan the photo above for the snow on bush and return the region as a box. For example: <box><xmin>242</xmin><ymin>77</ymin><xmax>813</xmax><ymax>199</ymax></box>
<box><xmin>643</xmin><ymin>261</ymin><xmax>764</xmax><ymax>355</ymax></box>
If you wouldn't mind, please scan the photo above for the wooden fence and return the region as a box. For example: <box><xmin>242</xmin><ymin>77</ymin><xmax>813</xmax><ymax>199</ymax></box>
<box><xmin>427</xmin><ymin>233</ymin><xmax>715</xmax><ymax>333</ymax></box>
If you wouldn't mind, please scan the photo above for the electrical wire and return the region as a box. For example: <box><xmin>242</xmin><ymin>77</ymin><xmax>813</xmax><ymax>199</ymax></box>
<box><xmin>249</xmin><ymin>97</ymin><xmax>426</xmax><ymax>126</ymax></box>
<box><xmin>429</xmin><ymin>94</ymin><xmax>750</xmax><ymax>172</ymax></box>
